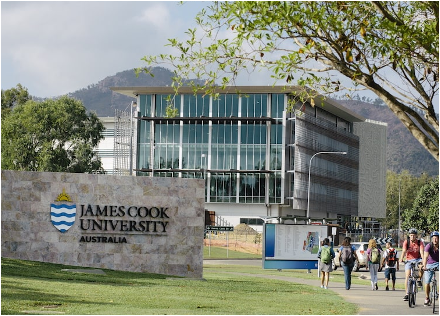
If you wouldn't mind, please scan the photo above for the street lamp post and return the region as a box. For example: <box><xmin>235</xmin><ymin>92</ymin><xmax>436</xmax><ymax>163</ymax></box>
<box><xmin>307</xmin><ymin>151</ymin><xmax>347</xmax><ymax>218</ymax></box>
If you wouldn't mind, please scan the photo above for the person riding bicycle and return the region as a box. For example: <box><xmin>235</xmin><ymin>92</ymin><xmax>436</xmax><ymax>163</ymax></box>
<box><xmin>422</xmin><ymin>231</ymin><xmax>439</xmax><ymax>306</ymax></box>
<box><xmin>400</xmin><ymin>228</ymin><xmax>425</xmax><ymax>301</ymax></box>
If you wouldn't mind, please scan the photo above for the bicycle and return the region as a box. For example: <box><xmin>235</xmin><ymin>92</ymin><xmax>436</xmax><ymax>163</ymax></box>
<box><xmin>425</xmin><ymin>267</ymin><xmax>438</xmax><ymax>314</ymax></box>
<box><xmin>406</xmin><ymin>261</ymin><xmax>419</xmax><ymax>308</ymax></box>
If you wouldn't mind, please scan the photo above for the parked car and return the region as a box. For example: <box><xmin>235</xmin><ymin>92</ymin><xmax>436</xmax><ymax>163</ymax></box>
<box><xmin>332</xmin><ymin>242</ymin><xmax>370</xmax><ymax>272</ymax></box>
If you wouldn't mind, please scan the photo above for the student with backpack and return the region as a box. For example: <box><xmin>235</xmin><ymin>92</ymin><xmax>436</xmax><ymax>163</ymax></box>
<box><xmin>367</xmin><ymin>238</ymin><xmax>382</xmax><ymax>290</ymax></box>
<box><xmin>399</xmin><ymin>228</ymin><xmax>425</xmax><ymax>301</ymax></box>
<box><xmin>381</xmin><ymin>241</ymin><xmax>399</xmax><ymax>290</ymax></box>
<box><xmin>317</xmin><ymin>238</ymin><xmax>335</xmax><ymax>289</ymax></box>
<box><xmin>338</xmin><ymin>236</ymin><xmax>358</xmax><ymax>290</ymax></box>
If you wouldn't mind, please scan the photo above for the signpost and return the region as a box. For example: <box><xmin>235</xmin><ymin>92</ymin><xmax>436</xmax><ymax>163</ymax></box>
<box><xmin>206</xmin><ymin>226</ymin><xmax>234</xmax><ymax>232</ymax></box>
<box><xmin>205</xmin><ymin>226</ymin><xmax>234</xmax><ymax>258</ymax></box>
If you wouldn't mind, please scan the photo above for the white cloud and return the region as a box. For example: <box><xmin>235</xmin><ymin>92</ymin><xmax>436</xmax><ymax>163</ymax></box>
<box><xmin>136</xmin><ymin>4</ymin><xmax>171</xmax><ymax>30</ymax></box>
<box><xmin>1</xmin><ymin>1</ymin><xmax>203</xmax><ymax>97</ymax></box>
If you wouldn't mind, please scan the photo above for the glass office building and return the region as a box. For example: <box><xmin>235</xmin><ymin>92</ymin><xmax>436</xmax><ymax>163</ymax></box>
<box><xmin>111</xmin><ymin>86</ymin><xmax>386</xmax><ymax>230</ymax></box>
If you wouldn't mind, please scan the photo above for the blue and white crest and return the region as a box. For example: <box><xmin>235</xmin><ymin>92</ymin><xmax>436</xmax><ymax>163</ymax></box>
<box><xmin>50</xmin><ymin>189</ymin><xmax>76</xmax><ymax>233</ymax></box>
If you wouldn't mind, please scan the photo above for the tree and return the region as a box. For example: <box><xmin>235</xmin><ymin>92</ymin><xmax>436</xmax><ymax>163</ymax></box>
<box><xmin>402</xmin><ymin>177</ymin><xmax>439</xmax><ymax>234</ymax></box>
<box><xmin>1</xmin><ymin>84</ymin><xmax>31</xmax><ymax>118</ymax></box>
<box><xmin>383</xmin><ymin>170</ymin><xmax>432</xmax><ymax>230</ymax></box>
<box><xmin>1</xmin><ymin>94</ymin><xmax>105</xmax><ymax>173</ymax></box>
<box><xmin>140</xmin><ymin>1</ymin><xmax>439</xmax><ymax>161</ymax></box>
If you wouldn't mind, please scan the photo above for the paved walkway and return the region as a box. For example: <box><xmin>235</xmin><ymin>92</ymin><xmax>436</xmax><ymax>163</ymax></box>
<box><xmin>204</xmin><ymin>260</ymin><xmax>436</xmax><ymax>315</ymax></box>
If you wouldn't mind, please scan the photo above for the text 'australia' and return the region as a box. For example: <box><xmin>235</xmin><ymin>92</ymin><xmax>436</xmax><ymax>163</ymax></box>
<box><xmin>79</xmin><ymin>236</ymin><xmax>127</xmax><ymax>243</ymax></box>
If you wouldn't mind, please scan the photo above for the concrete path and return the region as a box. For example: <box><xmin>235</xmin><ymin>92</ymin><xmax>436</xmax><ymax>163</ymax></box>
<box><xmin>204</xmin><ymin>259</ymin><xmax>436</xmax><ymax>315</ymax></box>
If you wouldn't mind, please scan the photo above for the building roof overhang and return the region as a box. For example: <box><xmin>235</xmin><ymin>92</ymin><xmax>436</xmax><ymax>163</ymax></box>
<box><xmin>110</xmin><ymin>86</ymin><xmax>365</xmax><ymax>123</ymax></box>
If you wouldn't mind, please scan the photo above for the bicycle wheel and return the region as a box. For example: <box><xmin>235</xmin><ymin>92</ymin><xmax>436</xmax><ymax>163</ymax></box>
<box><xmin>411</xmin><ymin>280</ymin><xmax>417</xmax><ymax>307</ymax></box>
<box><xmin>408</xmin><ymin>280</ymin><xmax>414</xmax><ymax>308</ymax></box>
<box><xmin>432</xmin><ymin>280</ymin><xmax>437</xmax><ymax>314</ymax></box>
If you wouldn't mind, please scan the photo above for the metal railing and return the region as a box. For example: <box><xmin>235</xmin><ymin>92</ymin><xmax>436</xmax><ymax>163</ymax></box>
<box><xmin>215</xmin><ymin>215</ymin><xmax>232</xmax><ymax>227</ymax></box>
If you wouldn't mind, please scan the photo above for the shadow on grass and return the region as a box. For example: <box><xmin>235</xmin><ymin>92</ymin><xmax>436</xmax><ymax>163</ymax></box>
<box><xmin>1</xmin><ymin>257</ymin><xmax>169</xmax><ymax>285</ymax></box>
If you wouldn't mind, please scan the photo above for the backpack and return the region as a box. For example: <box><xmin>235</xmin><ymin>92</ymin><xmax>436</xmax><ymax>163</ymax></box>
<box><xmin>341</xmin><ymin>246</ymin><xmax>354</xmax><ymax>264</ymax></box>
<box><xmin>371</xmin><ymin>247</ymin><xmax>380</xmax><ymax>264</ymax></box>
<box><xmin>387</xmin><ymin>248</ymin><xmax>397</xmax><ymax>267</ymax></box>
<box><xmin>405</xmin><ymin>237</ymin><xmax>420</xmax><ymax>250</ymax></box>
<box><xmin>321</xmin><ymin>246</ymin><xmax>331</xmax><ymax>264</ymax></box>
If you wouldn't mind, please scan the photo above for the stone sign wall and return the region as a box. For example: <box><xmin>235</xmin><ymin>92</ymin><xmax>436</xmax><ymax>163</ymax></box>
<box><xmin>1</xmin><ymin>170</ymin><xmax>205</xmax><ymax>278</ymax></box>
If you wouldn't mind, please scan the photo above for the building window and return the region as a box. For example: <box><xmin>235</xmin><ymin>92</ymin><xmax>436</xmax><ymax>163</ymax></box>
<box><xmin>212</xmin><ymin>94</ymin><xmax>239</xmax><ymax>117</ymax></box>
<box><xmin>210</xmin><ymin>173</ymin><xmax>237</xmax><ymax>202</ymax></box>
<box><xmin>240</xmin><ymin>218</ymin><xmax>264</xmax><ymax>226</ymax></box>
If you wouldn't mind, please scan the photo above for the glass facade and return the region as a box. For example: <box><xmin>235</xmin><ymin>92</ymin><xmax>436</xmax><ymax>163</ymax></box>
<box><xmin>135</xmin><ymin>90</ymin><xmax>359</xmax><ymax>213</ymax></box>
<box><xmin>136</xmin><ymin>93</ymin><xmax>285</xmax><ymax>204</ymax></box>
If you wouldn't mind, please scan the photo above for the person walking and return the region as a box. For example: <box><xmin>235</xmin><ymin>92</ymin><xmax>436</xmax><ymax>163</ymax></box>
<box><xmin>422</xmin><ymin>231</ymin><xmax>439</xmax><ymax>306</ymax></box>
<box><xmin>317</xmin><ymin>238</ymin><xmax>335</xmax><ymax>289</ymax></box>
<box><xmin>399</xmin><ymin>228</ymin><xmax>425</xmax><ymax>301</ymax></box>
<box><xmin>339</xmin><ymin>236</ymin><xmax>357</xmax><ymax>290</ymax></box>
<box><xmin>381</xmin><ymin>241</ymin><xmax>399</xmax><ymax>291</ymax></box>
<box><xmin>367</xmin><ymin>239</ymin><xmax>382</xmax><ymax>290</ymax></box>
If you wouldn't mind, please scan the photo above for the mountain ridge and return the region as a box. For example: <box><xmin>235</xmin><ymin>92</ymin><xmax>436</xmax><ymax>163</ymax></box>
<box><xmin>63</xmin><ymin>67</ymin><xmax>439</xmax><ymax>176</ymax></box>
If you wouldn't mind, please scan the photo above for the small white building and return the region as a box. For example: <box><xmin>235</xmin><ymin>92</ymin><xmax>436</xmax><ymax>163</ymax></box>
<box><xmin>96</xmin><ymin>117</ymin><xmax>116</xmax><ymax>174</ymax></box>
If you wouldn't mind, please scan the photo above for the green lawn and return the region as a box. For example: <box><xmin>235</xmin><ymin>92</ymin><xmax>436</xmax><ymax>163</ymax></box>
<box><xmin>1</xmin><ymin>257</ymin><xmax>358</xmax><ymax>315</ymax></box>
<box><xmin>1</xmin><ymin>247</ymin><xmax>403</xmax><ymax>315</ymax></box>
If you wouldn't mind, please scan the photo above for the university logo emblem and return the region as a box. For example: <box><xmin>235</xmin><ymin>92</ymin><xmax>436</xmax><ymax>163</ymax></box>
<box><xmin>50</xmin><ymin>189</ymin><xmax>76</xmax><ymax>233</ymax></box>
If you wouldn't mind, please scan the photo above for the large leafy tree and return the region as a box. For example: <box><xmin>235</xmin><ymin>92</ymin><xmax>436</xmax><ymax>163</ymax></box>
<box><xmin>1</xmin><ymin>94</ymin><xmax>105</xmax><ymax>173</ymax></box>
<box><xmin>140</xmin><ymin>1</ymin><xmax>439</xmax><ymax>160</ymax></box>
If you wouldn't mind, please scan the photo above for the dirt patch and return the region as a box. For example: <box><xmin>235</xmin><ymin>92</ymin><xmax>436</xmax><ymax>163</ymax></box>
<box><xmin>204</xmin><ymin>232</ymin><xmax>262</xmax><ymax>254</ymax></box>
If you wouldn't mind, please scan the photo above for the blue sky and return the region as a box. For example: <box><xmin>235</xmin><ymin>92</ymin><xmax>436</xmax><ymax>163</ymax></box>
<box><xmin>1</xmin><ymin>1</ymin><xmax>437</xmax><ymax>112</ymax></box>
